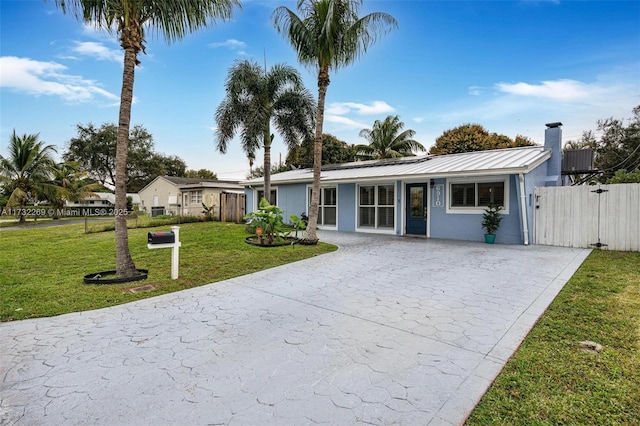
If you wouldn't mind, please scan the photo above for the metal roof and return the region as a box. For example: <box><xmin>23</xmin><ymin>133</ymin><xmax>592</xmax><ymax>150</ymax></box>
<box><xmin>242</xmin><ymin>146</ymin><xmax>552</xmax><ymax>186</ymax></box>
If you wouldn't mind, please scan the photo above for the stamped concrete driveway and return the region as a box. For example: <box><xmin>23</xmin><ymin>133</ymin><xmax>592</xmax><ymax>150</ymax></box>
<box><xmin>0</xmin><ymin>231</ymin><xmax>590</xmax><ymax>426</ymax></box>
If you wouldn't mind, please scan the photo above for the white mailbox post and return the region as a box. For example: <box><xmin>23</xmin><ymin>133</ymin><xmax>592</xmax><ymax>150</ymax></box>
<box><xmin>147</xmin><ymin>226</ymin><xmax>181</xmax><ymax>279</ymax></box>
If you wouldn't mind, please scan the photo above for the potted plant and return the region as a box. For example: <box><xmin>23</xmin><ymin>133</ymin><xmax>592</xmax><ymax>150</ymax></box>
<box><xmin>481</xmin><ymin>203</ymin><xmax>503</xmax><ymax>244</ymax></box>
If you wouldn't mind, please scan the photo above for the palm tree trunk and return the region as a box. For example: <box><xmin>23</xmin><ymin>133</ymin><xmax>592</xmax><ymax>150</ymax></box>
<box><xmin>115</xmin><ymin>47</ymin><xmax>139</xmax><ymax>278</ymax></box>
<box><xmin>19</xmin><ymin>198</ymin><xmax>26</xmax><ymax>224</ymax></box>
<box><xmin>263</xmin><ymin>125</ymin><xmax>271</xmax><ymax>203</ymax></box>
<box><xmin>306</xmin><ymin>67</ymin><xmax>330</xmax><ymax>243</ymax></box>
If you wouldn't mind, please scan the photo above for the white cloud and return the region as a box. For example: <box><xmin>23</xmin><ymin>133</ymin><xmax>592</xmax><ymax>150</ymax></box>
<box><xmin>72</xmin><ymin>41</ymin><xmax>122</xmax><ymax>62</ymax></box>
<box><xmin>81</xmin><ymin>22</ymin><xmax>112</xmax><ymax>38</ymax></box>
<box><xmin>411</xmin><ymin>72</ymin><xmax>639</xmax><ymax>148</ymax></box>
<box><xmin>0</xmin><ymin>56</ymin><xmax>119</xmax><ymax>104</ymax></box>
<box><xmin>468</xmin><ymin>86</ymin><xmax>483</xmax><ymax>96</ymax></box>
<box><xmin>325</xmin><ymin>114</ymin><xmax>369</xmax><ymax>130</ymax></box>
<box><xmin>326</xmin><ymin>100</ymin><xmax>395</xmax><ymax>115</ymax></box>
<box><xmin>208</xmin><ymin>39</ymin><xmax>247</xmax><ymax>49</ymax></box>
<box><xmin>495</xmin><ymin>79</ymin><xmax>601</xmax><ymax>101</ymax></box>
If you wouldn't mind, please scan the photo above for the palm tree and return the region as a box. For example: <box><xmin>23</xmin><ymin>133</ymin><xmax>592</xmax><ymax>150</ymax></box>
<box><xmin>46</xmin><ymin>162</ymin><xmax>102</xmax><ymax>219</ymax></box>
<box><xmin>356</xmin><ymin>115</ymin><xmax>425</xmax><ymax>160</ymax></box>
<box><xmin>272</xmin><ymin>0</ymin><xmax>397</xmax><ymax>243</ymax></box>
<box><xmin>55</xmin><ymin>0</ymin><xmax>239</xmax><ymax>278</ymax></box>
<box><xmin>215</xmin><ymin>59</ymin><xmax>315</xmax><ymax>200</ymax></box>
<box><xmin>0</xmin><ymin>131</ymin><xmax>57</xmax><ymax>223</ymax></box>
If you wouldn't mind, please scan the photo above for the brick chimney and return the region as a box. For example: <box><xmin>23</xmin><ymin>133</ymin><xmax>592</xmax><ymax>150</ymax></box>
<box><xmin>544</xmin><ymin>122</ymin><xmax>563</xmax><ymax>186</ymax></box>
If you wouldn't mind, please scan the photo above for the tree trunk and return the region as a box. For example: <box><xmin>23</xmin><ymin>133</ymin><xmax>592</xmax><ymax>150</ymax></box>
<box><xmin>19</xmin><ymin>198</ymin><xmax>26</xmax><ymax>224</ymax></box>
<box><xmin>263</xmin><ymin>125</ymin><xmax>271</xmax><ymax>204</ymax></box>
<box><xmin>306</xmin><ymin>67</ymin><xmax>330</xmax><ymax>243</ymax></box>
<box><xmin>114</xmin><ymin>46</ymin><xmax>139</xmax><ymax>278</ymax></box>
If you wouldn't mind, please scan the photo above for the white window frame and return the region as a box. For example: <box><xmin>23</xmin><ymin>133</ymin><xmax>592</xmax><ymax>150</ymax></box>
<box><xmin>445</xmin><ymin>176</ymin><xmax>510</xmax><ymax>214</ymax></box>
<box><xmin>356</xmin><ymin>183</ymin><xmax>396</xmax><ymax>232</ymax></box>
<box><xmin>190</xmin><ymin>190</ymin><xmax>203</xmax><ymax>205</ymax></box>
<box><xmin>306</xmin><ymin>185</ymin><xmax>338</xmax><ymax>229</ymax></box>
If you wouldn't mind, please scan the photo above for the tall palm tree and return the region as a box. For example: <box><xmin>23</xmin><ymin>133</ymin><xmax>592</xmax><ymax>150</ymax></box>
<box><xmin>0</xmin><ymin>131</ymin><xmax>57</xmax><ymax>223</ymax></box>
<box><xmin>55</xmin><ymin>0</ymin><xmax>239</xmax><ymax>278</ymax></box>
<box><xmin>272</xmin><ymin>0</ymin><xmax>397</xmax><ymax>243</ymax></box>
<box><xmin>215</xmin><ymin>59</ymin><xmax>315</xmax><ymax>200</ymax></box>
<box><xmin>356</xmin><ymin>115</ymin><xmax>425</xmax><ymax>160</ymax></box>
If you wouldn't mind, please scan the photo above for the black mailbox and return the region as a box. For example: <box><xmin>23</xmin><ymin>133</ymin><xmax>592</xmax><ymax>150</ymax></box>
<box><xmin>148</xmin><ymin>231</ymin><xmax>175</xmax><ymax>244</ymax></box>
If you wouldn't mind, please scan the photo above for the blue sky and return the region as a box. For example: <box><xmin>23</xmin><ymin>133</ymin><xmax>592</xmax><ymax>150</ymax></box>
<box><xmin>1</xmin><ymin>0</ymin><xmax>639</xmax><ymax>180</ymax></box>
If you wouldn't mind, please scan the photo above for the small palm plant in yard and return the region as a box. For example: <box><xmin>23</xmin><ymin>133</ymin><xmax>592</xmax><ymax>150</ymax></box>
<box><xmin>244</xmin><ymin>198</ymin><xmax>294</xmax><ymax>245</ymax></box>
<box><xmin>289</xmin><ymin>213</ymin><xmax>307</xmax><ymax>239</ymax></box>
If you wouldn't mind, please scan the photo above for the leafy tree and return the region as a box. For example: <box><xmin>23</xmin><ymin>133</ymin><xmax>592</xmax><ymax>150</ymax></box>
<box><xmin>272</xmin><ymin>0</ymin><xmax>397</xmax><ymax>242</ymax></box>
<box><xmin>0</xmin><ymin>131</ymin><xmax>57</xmax><ymax>223</ymax></box>
<box><xmin>429</xmin><ymin>123</ymin><xmax>536</xmax><ymax>155</ymax></box>
<box><xmin>184</xmin><ymin>169</ymin><xmax>218</xmax><ymax>180</ymax></box>
<box><xmin>606</xmin><ymin>169</ymin><xmax>640</xmax><ymax>184</ymax></box>
<box><xmin>356</xmin><ymin>115</ymin><xmax>425</xmax><ymax>160</ymax></box>
<box><xmin>514</xmin><ymin>135</ymin><xmax>537</xmax><ymax>147</ymax></box>
<box><xmin>215</xmin><ymin>59</ymin><xmax>315</xmax><ymax>199</ymax></box>
<box><xmin>567</xmin><ymin>105</ymin><xmax>640</xmax><ymax>182</ymax></box>
<box><xmin>45</xmin><ymin>162</ymin><xmax>103</xmax><ymax>219</ymax></box>
<box><xmin>56</xmin><ymin>0</ymin><xmax>239</xmax><ymax>278</ymax></box>
<box><xmin>287</xmin><ymin>133</ymin><xmax>357</xmax><ymax>168</ymax></box>
<box><xmin>134</xmin><ymin>153</ymin><xmax>187</xmax><ymax>191</ymax></box>
<box><xmin>246</xmin><ymin>163</ymin><xmax>290</xmax><ymax>180</ymax></box>
<box><xmin>64</xmin><ymin>123</ymin><xmax>117</xmax><ymax>187</ymax></box>
<box><xmin>64</xmin><ymin>123</ymin><xmax>187</xmax><ymax>192</ymax></box>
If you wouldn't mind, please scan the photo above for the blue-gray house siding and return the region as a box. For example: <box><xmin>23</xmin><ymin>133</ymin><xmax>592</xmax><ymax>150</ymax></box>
<box><xmin>338</xmin><ymin>183</ymin><xmax>356</xmax><ymax>232</ymax></box>
<box><xmin>243</xmin><ymin>123</ymin><xmax>564</xmax><ymax>245</ymax></box>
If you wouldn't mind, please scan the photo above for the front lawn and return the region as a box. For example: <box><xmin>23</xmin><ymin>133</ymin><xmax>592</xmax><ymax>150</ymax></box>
<box><xmin>466</xmin><ymin>250</ymin><xmax>640</xmax><ymax>425</ymax></box>
<box><xmin>0</xmin><ymin>222</ymin><xmax>336</xmax><ymax>321</ymax></box>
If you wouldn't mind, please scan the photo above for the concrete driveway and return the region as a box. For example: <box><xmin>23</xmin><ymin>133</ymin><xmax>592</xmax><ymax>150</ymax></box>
<box><xmin>0</xmin><ymin>231</ymin><xmax>590</xmax><ymax>426</ymax></box>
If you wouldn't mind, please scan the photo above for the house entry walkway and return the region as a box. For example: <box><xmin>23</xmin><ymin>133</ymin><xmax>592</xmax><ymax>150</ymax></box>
<box><xmin>0</xmin><ymin>232</ymin><xmax>590</xmax><ymax>425</ymax></box>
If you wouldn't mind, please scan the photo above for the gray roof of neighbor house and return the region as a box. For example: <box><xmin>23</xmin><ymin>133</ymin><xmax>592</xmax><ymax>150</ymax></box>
<box><xmin>139</xmin><ymin>176</ymin><xmax>242</xmax><ymax>193</ymax></box>
<box><xmin>80</xmin><ymin>193</ymin><xmax>141</xmax><ymax>204</ymax></box>
<box><xmin>242</xmin><ymin>146</ymin><xmax>552</xmax><ymax>186</ymax></box>
<box><xmin>163</xmin><ymin>176</ymin><xmax>241</xmax><ymax>186</ymax></box>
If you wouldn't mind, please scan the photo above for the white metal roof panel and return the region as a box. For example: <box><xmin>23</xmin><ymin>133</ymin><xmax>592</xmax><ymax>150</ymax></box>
<box><xmin>242</xmin><ymin>146</ymin><xmax>551</xmax><ymax>185</ymax></box>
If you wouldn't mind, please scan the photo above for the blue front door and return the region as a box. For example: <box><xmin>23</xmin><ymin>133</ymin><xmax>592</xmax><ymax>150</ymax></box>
<box><xmin>406</xmin><ymin>183</ymin><xmax>427</xmax><ymax>235</ymax></box>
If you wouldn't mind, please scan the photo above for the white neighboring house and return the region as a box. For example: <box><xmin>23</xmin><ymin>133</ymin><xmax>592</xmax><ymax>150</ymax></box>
<box><xmin>66</xmin><ymin>193</ymin><xmax>141</xmax><ymax>209</ymax></box>
<box><xmin>138</xmin><ymin>176</ymin><xmax>243</xmax><ymax>218</ymax></box>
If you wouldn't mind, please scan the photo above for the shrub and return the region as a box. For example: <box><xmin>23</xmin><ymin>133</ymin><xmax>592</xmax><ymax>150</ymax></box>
<box><xmin>243</xmin><ymin>198</ymin><xmax>291</xmax><ymax>244</ymax></box>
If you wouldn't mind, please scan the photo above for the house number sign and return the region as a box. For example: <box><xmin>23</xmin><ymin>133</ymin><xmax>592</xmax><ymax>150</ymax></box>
<box><xmin>432</xmin><ymin>184</ymin><xmax>444</xmax><ymax>207</ymax></box>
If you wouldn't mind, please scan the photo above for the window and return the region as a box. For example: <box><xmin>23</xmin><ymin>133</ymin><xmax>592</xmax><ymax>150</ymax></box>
<box><xmin>358</xmin><ymin>184</ymin><xmax>395</xmax><ymax>229</ymax></box>
<box><xmin>478</xmin><ymin>182</ymin><xmax>504</xmax><ymax>206</ymax></box>
<box><xmin>257</xmin><ymin>189</ymin><xmax>277</xmax><ymax>205</ymax></box>
<box><xmin>308</xmin><ymin>187</ymin><xmax>337</xmax><ymax>226</ymax></box>
<box><xmin>447</xmin><ymin>178</ymin><xmax>509</xmax><ymax>214</ymax></box>
<box><xmin>190</xmin><ymin>190</ymin><xmax>202</xmax><ymax>204</ymax></box>
<box><xmin>451</xmin><ymin>183</ymin><xmax>475</xmax><ymax>207</ymax></box>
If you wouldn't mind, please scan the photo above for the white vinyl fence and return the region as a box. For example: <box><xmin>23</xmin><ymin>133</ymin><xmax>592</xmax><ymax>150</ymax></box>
<box><xmin>534</xmin><ymin>183</ymin><xmax>640</xmax><ymax>251</ymax></box>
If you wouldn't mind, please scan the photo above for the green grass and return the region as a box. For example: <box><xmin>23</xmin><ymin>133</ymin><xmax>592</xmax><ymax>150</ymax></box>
<box><xmin>466</xmin><ymin>250</ymin><xmax>640</xmax><ymax>425</ymax></box>
<box><xmin>0</xmin><ymin>217</ymin><xmax>76</xmax><ymax>228</ymax></box>
<box><xmin>0</xmin><ymin>222</ymin><xmax>336</xmax><ymax>321</ymax></box>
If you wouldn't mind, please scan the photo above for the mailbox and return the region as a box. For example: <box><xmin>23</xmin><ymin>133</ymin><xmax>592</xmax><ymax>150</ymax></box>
<box><xmin>148</xmin><ymin>231</ymin><xmax>175</xmax><ymax>245</ymax></box>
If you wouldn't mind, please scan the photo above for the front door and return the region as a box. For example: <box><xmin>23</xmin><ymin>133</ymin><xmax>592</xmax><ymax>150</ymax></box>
<box><xmin>406</xmin><ymin>183</ymin><xmax>427</xmax><ymax>235</ymax></box>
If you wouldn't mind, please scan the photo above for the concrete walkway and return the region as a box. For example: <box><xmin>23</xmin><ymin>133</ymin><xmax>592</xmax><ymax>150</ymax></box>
<box><xmin>0</xmin><ymin>232</ymin><xmax>590</xmax><ymax>426</ymax></box>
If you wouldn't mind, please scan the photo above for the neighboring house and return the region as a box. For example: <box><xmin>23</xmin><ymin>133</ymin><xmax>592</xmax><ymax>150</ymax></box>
<box><xmin>242</xmin><ymin>123</ymin><xmax>565</xmax><ymax>245</ymax></box>
<box><xmin>66</xmin><ymin>192</ymin><xmax>141</xmax><ymax>209</ymax></box>
<box><xmin>138</xmin><ymin>176</ymin><xmax>244</xmax><ymax>219</ymax></box>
